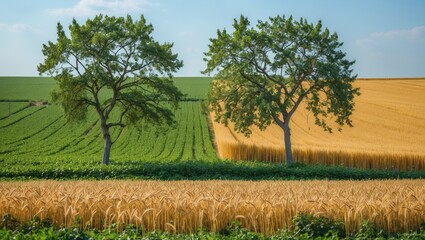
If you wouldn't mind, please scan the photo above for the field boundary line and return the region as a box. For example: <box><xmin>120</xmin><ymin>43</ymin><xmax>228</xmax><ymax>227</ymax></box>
<box><xmin>0</xmin><ymin>106</ymin><xmax>46</xmax><ymax>129</ymax></box>
<box><xmin>0</xmin><ymin>103</ymin><xmax>32</xmax><ymax>120</ymax></box>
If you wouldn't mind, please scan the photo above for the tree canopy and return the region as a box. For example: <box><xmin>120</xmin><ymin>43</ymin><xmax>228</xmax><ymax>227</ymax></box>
<box><xmin>38</xmin><ymin>14</ymin><xmax>184</xmax><ymax>165</ymax></box>
<box><xmin>203</xmin><ymin>15</ymin><xmax>360</xmax><ymax>165</ymax></box>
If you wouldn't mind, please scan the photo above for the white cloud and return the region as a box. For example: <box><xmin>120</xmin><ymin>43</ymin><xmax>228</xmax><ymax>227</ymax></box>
<box><xmin>0</xmin><ymin>23</ymin><xmax>37</xmax><ymax>33</ymax></box>
<box><xmin>178</xmin><ymin>31</ymin><xmax>193</xmax><ymax>38</ymax></box>
<box><xmin>371</xmin><ymin>26</ymin><xmax>425</xmax><ymax>40</ymax></box>
<box><xmin>357</xmin><ymin>26</ymin><xmax>425</xmax><ymax>46</ymax></box>
<box><xmin>45</xmin><ymin>0</ymin><xmax>157</xmax><ymax>17</ymax></box>
<box><xmin>185</xmin><ymin>47</ymin><xmax>194</xmax><ymax>54</ymax></box>
<box><xmin>353</xmin><ymin>26</ymin><xmax>425</xmax><ymax>77</ymax></box>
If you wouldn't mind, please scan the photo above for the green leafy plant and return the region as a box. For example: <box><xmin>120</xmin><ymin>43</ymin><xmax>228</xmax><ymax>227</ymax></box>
<box><xmin>293</xmin><ymin>213</ymin><xmax>345</xmax><ymax>238</ymax></box>
<box><xmin>1</xmin><ymin>213</ymin><xmax>19</xmax><ymax>230</ymax></box>
<box><xmin>0</xmin><ymin>214</ymin><xmax>424</xmax><ymax>239</ymax></box>
<box><xmin>352</xmin><ymin>220</ymin><xmax>385</xmax><ymax>239</ymax></box>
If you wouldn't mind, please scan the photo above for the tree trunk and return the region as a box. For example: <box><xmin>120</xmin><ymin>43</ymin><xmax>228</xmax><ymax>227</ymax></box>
<box><xmin>102</xmin><ymin>134</ymin><xmax>112</xmax><ymax>165</ymax></box>
<box><xmin>283</xmin><ymin>123</ymin><xmax>293</xmax><ymax>166</ymax></box>
<box><xmin>101</xmin><ymin>123</ymin><xmax>112</xmax><ymax>165</ymax></box>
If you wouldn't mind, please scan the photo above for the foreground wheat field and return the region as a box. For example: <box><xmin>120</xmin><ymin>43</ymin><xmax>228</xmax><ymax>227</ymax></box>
<box><xmin>212</xmin><ymin>78</ymin><xmax>425</xmax><ymax>170</ymax></box>
<box><xmin>1</xmin><ymin>180</ymin><xmax>424</xmax><ymax>235</ymax></box>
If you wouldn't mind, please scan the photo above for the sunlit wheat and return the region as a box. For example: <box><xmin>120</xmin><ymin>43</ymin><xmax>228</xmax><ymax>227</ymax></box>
<box><xmin>0</xmin><ymin>180</ymin><xmax>424</xmax><ymax>235</ymax></box>
<box><xmin>212</xmin><ymin>79</ymin><xmax>425</xmax><ymax>170</ymax></box>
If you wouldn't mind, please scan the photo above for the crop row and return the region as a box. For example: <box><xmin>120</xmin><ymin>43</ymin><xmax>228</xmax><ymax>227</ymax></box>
<box><xmin>0</xmin><ymin>102</ymin><xmax>217</xmax><ymax>167</ymax></box>
<box><xmin>0</xmin><ymin>102</ymin><xmax>30</xmax><ymax>119</ymax></box>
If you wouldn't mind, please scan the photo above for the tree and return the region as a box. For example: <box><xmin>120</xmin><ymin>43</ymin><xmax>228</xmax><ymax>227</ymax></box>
<box><xmin>203</xmin><ymin>15</ymin><xmax>360</xmax><ymax>165</ymax></box>
<box><xmin>38</xmin><ymin>15</ymin><xmax>184</xmax><ymax>165</ymax></box>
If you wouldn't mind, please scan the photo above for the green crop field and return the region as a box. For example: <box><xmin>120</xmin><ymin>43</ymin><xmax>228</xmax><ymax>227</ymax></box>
<box><xmin>0</xmin><ymin>77</ymin><xmax>219</xmax><ymax>178</ymax></box>
<box><xmin>0</xmin><ymin>77</ymin><xmax>55</xmax><ymax>101</ymax></box>
<box><xmin>0</xmin><ymin>102</ymin><xmax>31</xmax><ymax>119</ymax></box>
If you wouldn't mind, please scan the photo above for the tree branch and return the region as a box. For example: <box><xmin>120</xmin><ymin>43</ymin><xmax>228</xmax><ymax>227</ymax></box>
<box><xmin>107</xmin><ymin>108</ymin><xmax>128</xmax><ymax>128</ymax></box>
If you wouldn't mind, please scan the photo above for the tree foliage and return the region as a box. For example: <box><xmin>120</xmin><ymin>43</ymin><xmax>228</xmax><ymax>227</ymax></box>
<box><xmin>203</xmin><ymin>15</ymin><xmax>359</xmax><ymax>164</ymax></box>
<box><xmin>38</xmin><ymin>14</ymin><xmax>183</xmax><ymax>164</ymax></box>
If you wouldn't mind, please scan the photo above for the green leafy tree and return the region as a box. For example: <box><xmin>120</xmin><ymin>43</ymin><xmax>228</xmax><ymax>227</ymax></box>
<box><xmin>203</xmin><ymin>15</ymin><xmax>359</xmax><ymax>165</ymax></box>
<box><xmin>38</xmin><ymin>15</ymin><xmax>183</xmax><ymax>165</ymax></box>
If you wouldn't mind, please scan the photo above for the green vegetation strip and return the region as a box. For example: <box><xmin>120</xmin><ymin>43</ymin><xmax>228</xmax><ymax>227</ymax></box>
<box><xmin>0</xmin><ymin>161</ymin><xmax>424</xmax><ymax>180</ymax></box>
<box><xmin>1</xmin><ymin>213</ymin><xmax>424</xmax><ymax>239</ymax></box>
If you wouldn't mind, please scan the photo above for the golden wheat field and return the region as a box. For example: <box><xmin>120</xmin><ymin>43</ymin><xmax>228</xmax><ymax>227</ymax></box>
<box><xmin>212</xmin><ymin>78</ymin><xmax>425</xmax><ymax>170</ymax></box>
<box><xmin>0</xmin><ymin>180</ymin><xmax>424</xmax><ymax>235</ymax></box>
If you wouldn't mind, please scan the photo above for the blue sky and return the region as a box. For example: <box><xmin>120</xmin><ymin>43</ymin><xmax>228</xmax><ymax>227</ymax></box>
<box><xmin>0</xmin><ymin>0</ymin><xmax>424</xmax><ymax>77</ymax></box>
